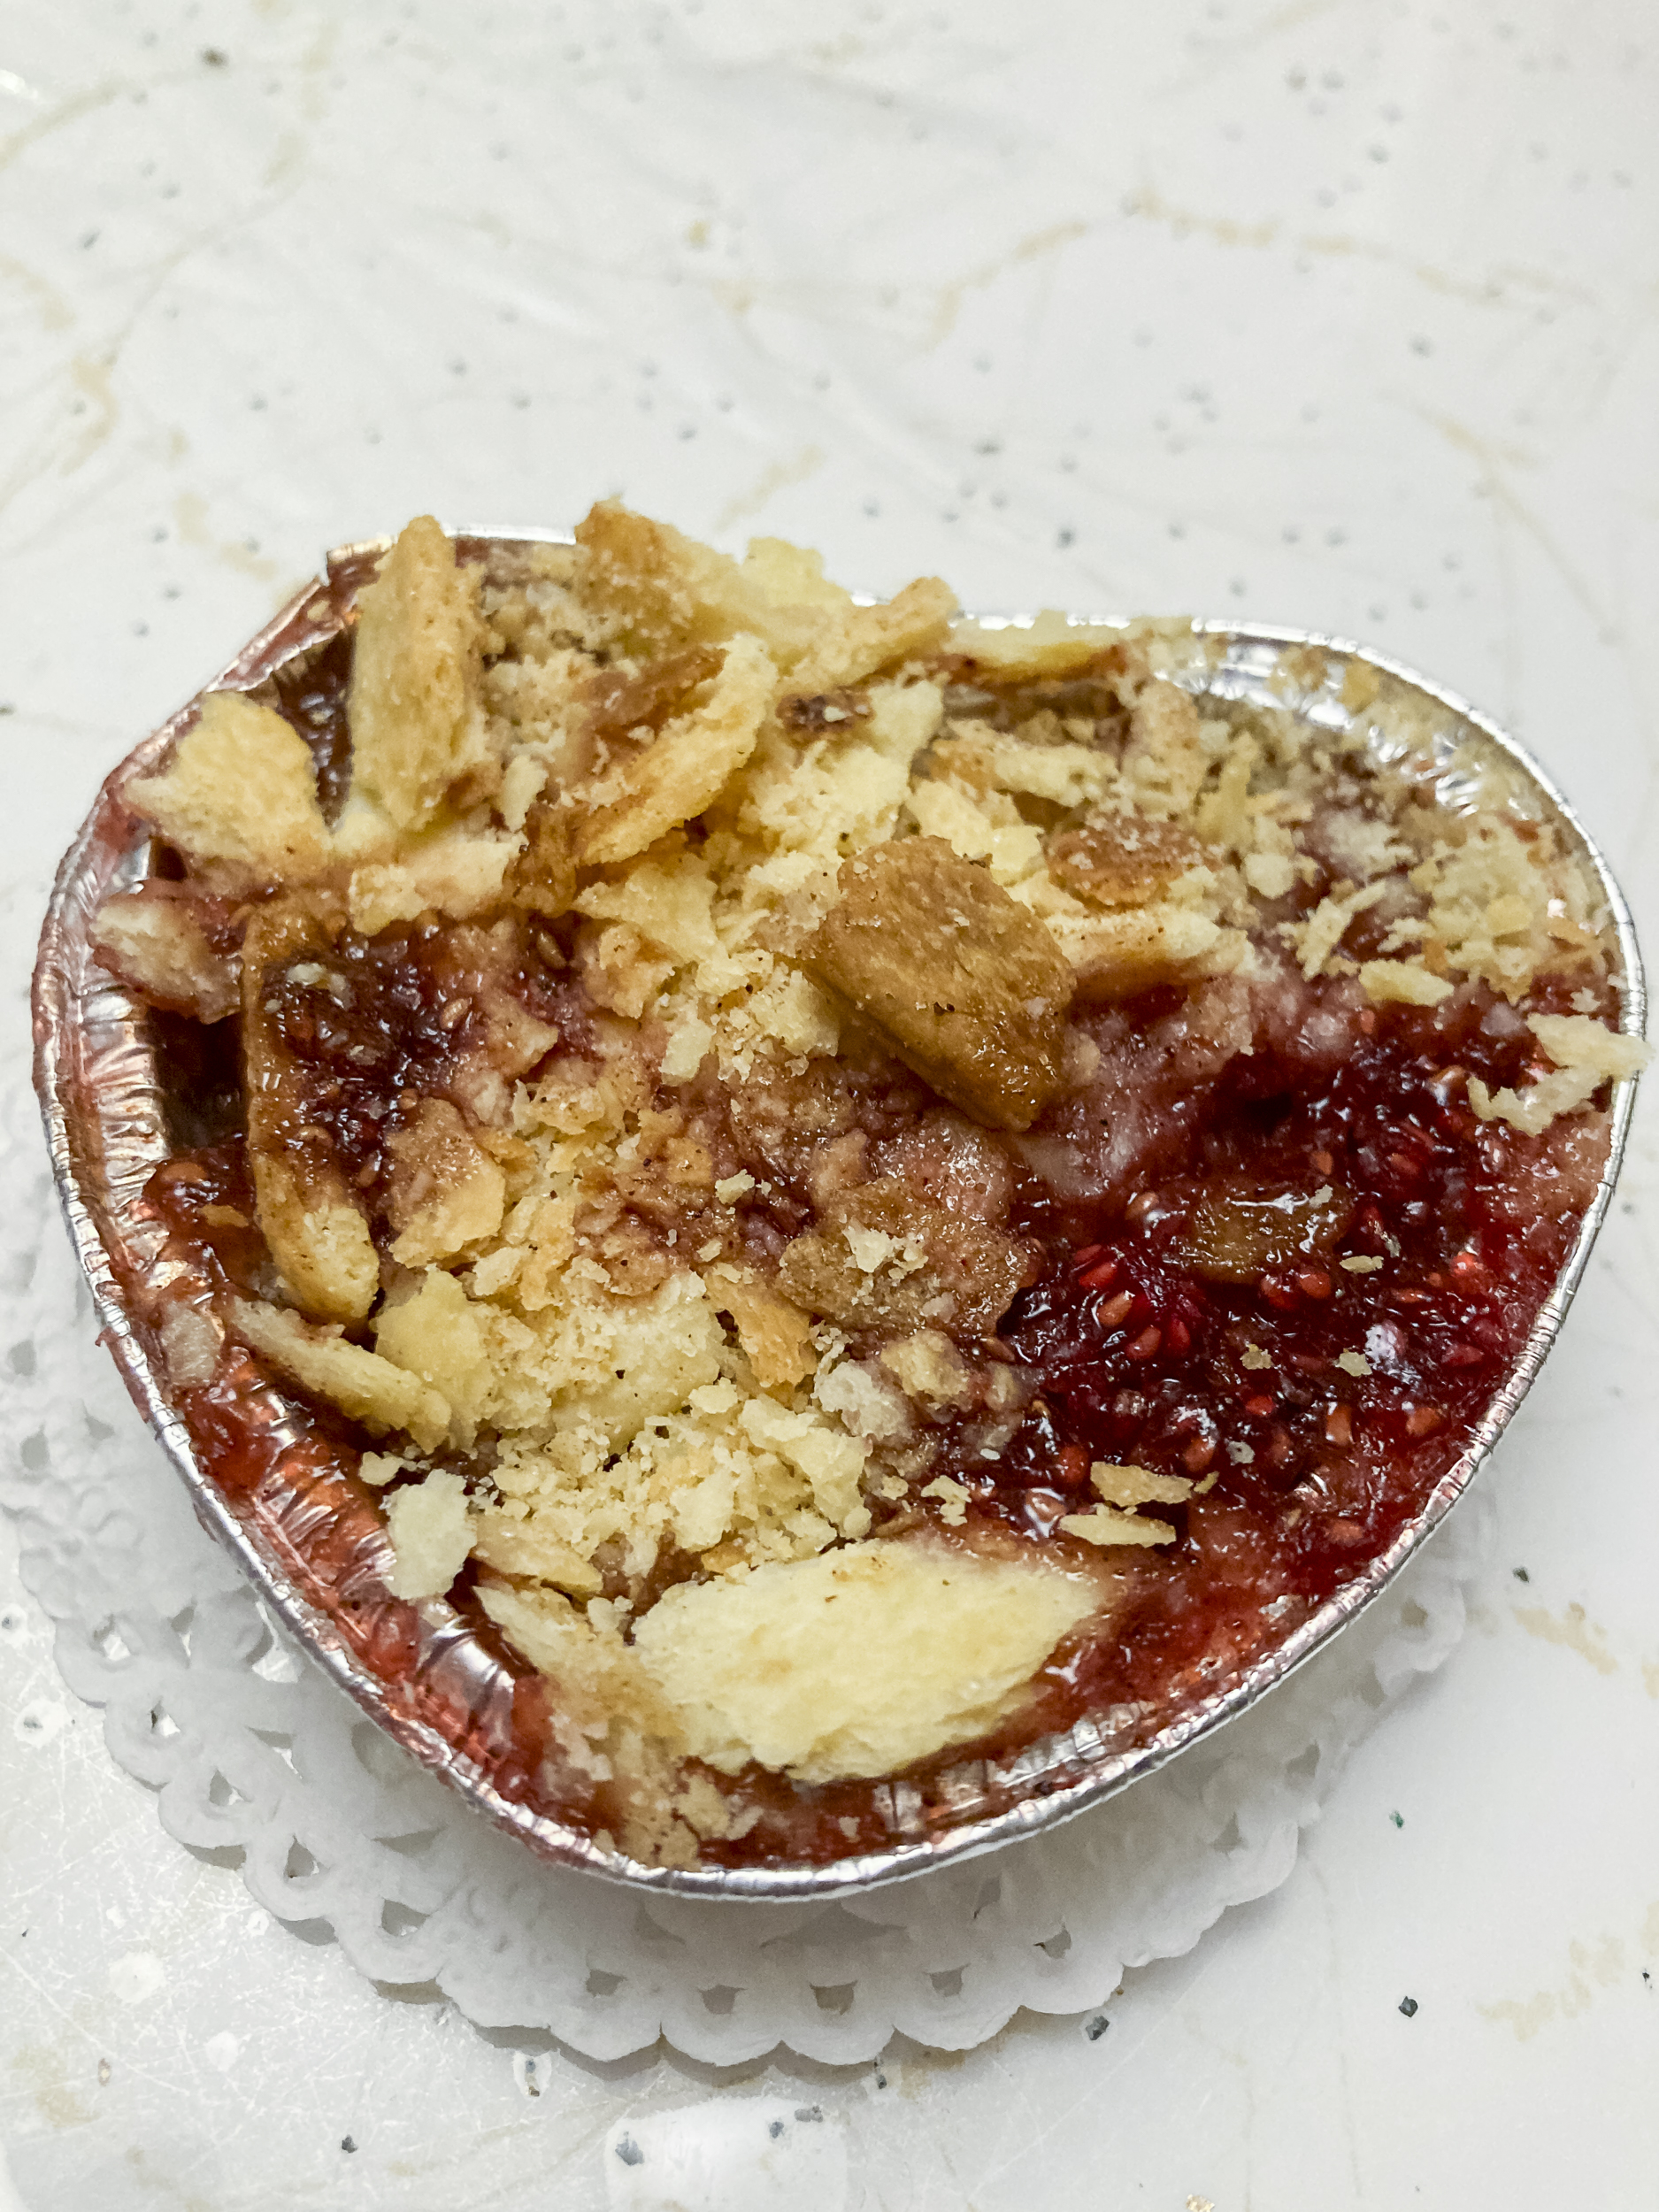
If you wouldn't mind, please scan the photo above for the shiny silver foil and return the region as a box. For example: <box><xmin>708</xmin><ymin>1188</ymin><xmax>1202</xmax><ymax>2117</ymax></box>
<box><xmin>32</xmin><ymin>536</ymin><xmax>1647</xmax><ymax>1900</ymax></box>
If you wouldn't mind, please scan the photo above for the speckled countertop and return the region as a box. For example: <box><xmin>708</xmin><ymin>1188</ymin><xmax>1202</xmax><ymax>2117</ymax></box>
<box><xmin>3</xmin><ymin>3</ymin><xmax>1656</xmax><ymax>2206</ymax></box>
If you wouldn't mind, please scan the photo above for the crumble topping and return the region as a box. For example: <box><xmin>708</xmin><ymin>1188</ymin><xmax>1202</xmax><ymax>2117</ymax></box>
<box><xmin>627</xmin><ymin>1538</ymin><xmax>1097</xmax><ymax>1784</ymax></box>
<box><xmin>104</xmin><ymin>505</ymin><xmax>1646</xmax><ymax>1868</ymax></box>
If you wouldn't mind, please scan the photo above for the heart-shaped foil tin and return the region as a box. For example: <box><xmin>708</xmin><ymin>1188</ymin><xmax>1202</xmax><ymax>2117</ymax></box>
<box><xmin>32</xmin><ymin>533</ymin><xmax>1647</xmax><ymax>1899</ymax></box>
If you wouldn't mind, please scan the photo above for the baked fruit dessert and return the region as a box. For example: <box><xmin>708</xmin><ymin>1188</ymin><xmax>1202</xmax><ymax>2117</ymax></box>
<box><xmin>85</xmin><ymin>508</ymin><xmax>1645</xmax><ymax>1872</ymax></box>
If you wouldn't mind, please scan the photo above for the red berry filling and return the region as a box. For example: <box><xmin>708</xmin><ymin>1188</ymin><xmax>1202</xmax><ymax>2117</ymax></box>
<box><xmin>929</xmin><ymin>977</ymin><xmax>1611</xmax><ymax>1747</ymax></box>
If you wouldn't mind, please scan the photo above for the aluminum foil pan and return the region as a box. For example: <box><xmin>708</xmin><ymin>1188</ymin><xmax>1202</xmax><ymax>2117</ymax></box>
<box><xmin>32</xmin><ymin>534</ymin><xmax>1647</xmax><ymax>1900</ymax></box>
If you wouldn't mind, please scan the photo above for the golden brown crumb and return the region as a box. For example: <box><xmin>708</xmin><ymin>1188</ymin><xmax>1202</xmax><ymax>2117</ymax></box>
<box><xmin>803</xmin><ymin>837</ymin><xmax>1074</xmax><ymax>1132</ymax></box>
<box><xmin>703</xmin><ymin>1263</ymin><xmax>817</xmax><ymax>1394</ymax></box>
<box><xmin>228</xmin><ymin>1297</ymin><xmax>450</xmax><ymax>1453</ymax></box>
<box><xmin>1058</xmin><ymin>1503</ymin><xmax>1177</xmax><ymax>1548</ymax></box>
<box><xmin>629</xmin><ymin>1539</ymin><xmax>1095</xmax><ymax>1782</ymax></box>
<box><xmin>386</xmin><ymin>1100</ymin><xmax>507</xmax><ymax>1267</ymax></box>
<box><xmin>1047</xmin><ymin>814</ymin><xmax>1205</xmax><ymax>910</ymax></box>
<box><xmin>240</xmin><ymin>892</ymin><xmax>379</xmax><ymax>1324</ymax></box>
<box><xmin>578</xmin><ymin>634</ymin><xmax>775</xmax><ymax>866</ymax></box>
<box><xmin>1468</xmin><ymin>1013</ymin><xmax>1649</xmax><ymax>1133</ymax></box>
<box><xmin>1358</xmin><ymin>959</ymin><xmax>1454</xmax><ymax>1007</ymax></box>
<box><xmin>348</xmin><ymin>514</ymin><xmax>488</xmax><ymax>832</ymax></box>
<box><xmin>125</xmin><ymin>691</ymin><xmax>332</xmax><ymax>894</ymax></box>
<box><xmin>92</xmin><ymin>889</ymin><xmax>239</xmax><ymax>1023</ymax></box>
<box><xmin>384</xmin><ymin>1470</ymin><xmax>472</xmax><ymax>1600</ymax></box>
<box><xmin>778</xmin><ymin>1179</ymin><xmax>1032</xmax><ymax>1339</ymax></box>
<box><xmin>508</xmin><ymin>797</ymin><xmax>578</xmax><ymax>919</ymax></box>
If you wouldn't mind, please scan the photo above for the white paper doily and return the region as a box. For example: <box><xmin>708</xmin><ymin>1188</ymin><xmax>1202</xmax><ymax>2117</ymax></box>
<box><xmin>1</xmin><ymin>1078</ymin><xmax>1491</xmax><ymax>2064</ymax></box>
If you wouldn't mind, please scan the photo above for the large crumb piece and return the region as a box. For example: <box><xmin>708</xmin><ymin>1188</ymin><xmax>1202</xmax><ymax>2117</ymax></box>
<box><xmin>1089</xmin><ymin>1462</ymin><xmax>1194</xmax><ymax>1508</ymax></box>
<box><xmin>933</xmin><ymin>726</ymin><xmax>1116</xmax><ymax>811</ymax></box>
<box><xmin>478</xmin><ymin>1580</ymin><xmax>607</xmax><ymax>1686</ymax></box>
<box><xmin>507</xmin><ymin>798</ymin><xmax>578</xmax><ymax>919</ymax></box>
<box><xmin>573</xmin><ymin>500</ymin><xmax>947</xmax><ymax>680</ymax></box>
<box><xmin>630</xmin><ymin>1538</ymin><xmax>1095</xmax><ymax>1782</ymax></box>
<box><xmin>358</xmin><ymin>1452</ymin><xmax>412</xmax><ymax>1486</ymax></box>
<box><xmin>249</xmin><ymin>1164</ymin><xmax>379</xmax><ymax>1328</ymax></box>
<box><xmin>575</xmin><ymin>502</ymin><xmax>802</xmax><ymax>659</ymax></box>
<box><xmin>1527</xmin><ymin>1014</ymin><xmax>1648</xmax><ymax>1082</ymax></box>
<box><xmin>1062</xmin><ymin>1462</ymin><xmax>1191</xmax><ymax>1544</ymax></box>
<box><xmin>1121</xmin><ymin>679</ymin><xmax>1207</xmax><ymax>818</ymax></box>
<box><xmin>906</xmin><ymin>774</ymin><xmax>1044</xmax><ymax>887</ymax></box>
<box><xmin>346</xmin><ymin>829</ymin><xmax>521</xmax><ymax>933</ymax></box>
<box><xmin>1468</xmin><ymin>1013</ymin><xmax>1648</xmax><ymax>1135</ymax></box>
<box><xmin>583</xmin><ymin>644</ymin><xmax>726</xmax><ymax>745</ymax></box>
<box><xmin>471</xmin><ymin>1509</ymin><xmax>604</xmax><ymax>1597</ymax></box>
<box><xmin>478</xmin><ymin>1580</ymin><xmax>695</xmax><ymax>1853</ymax></box>
<box><xmin>1057</xmin><ymin>1459</ymin><xmax>1194</xmax><ymax>1548</ymax></box>
<box><xmin>1049</xmin><ymin>899</ymin><xmax>1229</xmax><ymax>1003</ymax></box>
<box><xmin>385</xmin><ymin>1098</ymin><xmax>507</xmax><ymax>1267</ymax></box>
<box><xmin>125</xmin><ymin>690</ymin><xmax>331</xmax><ymax>894</ymax></box>
<box><xmin>478</xmin><ymin>1581</ymin><xmax>684</xmax><ymax>1781</ymax></box>
<box><xmin>373</xmin><ymin>1269</ymin><xmax>494</xmax><ymax>1446</ymax></box>
<box><xmin>1047</xmin><ymin>814</ymin><xmax>1204</xmax><ymax>910</ymax></box>
<box><xmin>1058</xmin><ymin>1504</ymin><xmax>1177</xmax><ymax>1548</ymax></box>
<box><xmin>778</xmin><ymin>1179</ymin><xmax>1032</xmax><ymax>1339</ymax></box>
<box><xmin>241</xmin><ymin>893</ymin><xmax>379</xmax><ymax>1323</ymax></box>
<box><xmin>157</xmin><ymin>1301</ymin><xmax>221</xmax><ymax>1389</ymax></box>
<box><xmin>384</xmin><ymin>1470</ymin><xmax>472</xmax><ymax>1601</ymax></box>
<box><xmin>947</xmin><ymin>613</ymin><xmax>1128</xmax><ymax>681</ymax></box>
<box><xmin>878</xmin><ymin>1328</ymin><xmax>972</xmax><ymax>1406</ymax></box>
<box><xmin>788</xmin><ymin>575</ymin><xmax>956</xmax><ymax>691</ymax></box>
<box><xmin>803</xmin><ymin>838</ymin><xmax>1074</xmax><ymax>1132</ymax></box>
<box><xmin>703</xmin><ymin>1263</ymin><xmax>816</xmax><ymax>1393</ymax></box>
<box><xmin>815</xmin><ymin>1356</ymin><xmax>909</xmax><ymax>1441</ymax></box>
<box><xmin>578</xmin><ymin>634</ymin><xmax>775</xmax><ymax>867</ymax></box>
<box><xmin>1358</xmin><ymin>959</ymin><xmax>1453</xmax><ymax>1008</ymax></box>
<box><xmin>348</xmin><ymin>515</ymin><xmax>487</xmax><ymax>832</ymax></box>
<box><xmin>229</xmin><ymin>1297</ymin><xmax>451</xmax><ymax>1453</ymax></box>
<box><xmin>91</xmin><ymin>887</ymin><xmax>239</xmax><ymax>1022</ymax></box>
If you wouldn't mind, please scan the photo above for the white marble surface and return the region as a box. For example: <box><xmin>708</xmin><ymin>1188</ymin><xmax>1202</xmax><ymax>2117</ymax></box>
<box><xmin>2</xmin><ymin>1</ymin><xmax>1655</xmax><ymax>2204</ymax></box>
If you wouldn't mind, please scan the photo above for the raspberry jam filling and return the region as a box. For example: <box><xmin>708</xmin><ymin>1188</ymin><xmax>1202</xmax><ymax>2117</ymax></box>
<box><xmin>258</xmin><ymin>913</ymin><xmax>588</xmax><ymax>1197</ymax></box>
<box><xmin>919</xmin><ymin>976</ymin><xmax>1609</xmax><ymax>1751</ymax></box>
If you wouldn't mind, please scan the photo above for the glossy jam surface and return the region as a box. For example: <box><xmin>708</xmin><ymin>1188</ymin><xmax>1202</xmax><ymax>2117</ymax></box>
<box><xmin>259</xmin><ymin>913</ymin><xmax>586</xmax><ymax>1200</ymax></box>
<box><xmin>270</xmin><ymin>631</ymin><xmax>356</xmax><ymax>821</ymax></box>
<box><xmin>932</xmin><ymin>977</ymin><xmax>1611</xmax><ymax>1747</ymax></box>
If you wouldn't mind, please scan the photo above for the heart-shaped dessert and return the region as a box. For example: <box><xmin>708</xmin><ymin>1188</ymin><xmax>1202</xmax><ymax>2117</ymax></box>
<box><xmin>34</xmin><ymin>511</ymin><xmax>1646</xmax><ymax>1895</ymax></box>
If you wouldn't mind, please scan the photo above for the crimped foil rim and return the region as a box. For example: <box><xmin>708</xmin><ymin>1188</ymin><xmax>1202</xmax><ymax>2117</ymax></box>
<box><xmin>30</xmin><ymin>535</ymin><xmax>1647</xmax><ymax>1900</ymax></box>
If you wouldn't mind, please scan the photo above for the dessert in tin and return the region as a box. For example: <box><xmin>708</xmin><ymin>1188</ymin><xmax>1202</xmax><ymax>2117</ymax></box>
<box><xmin>89</xmin><ymin>507</ymin><xmax>1646</xmax><ymax>1870</ymax></box>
